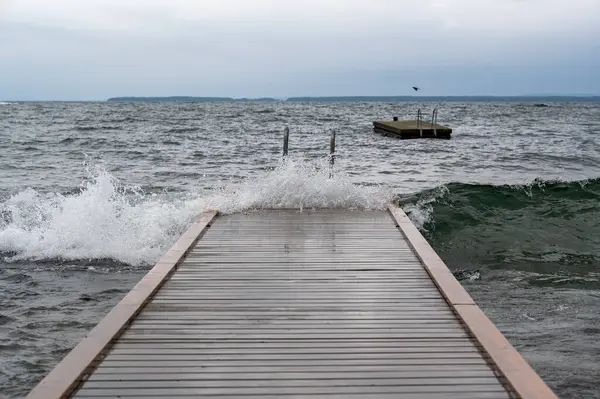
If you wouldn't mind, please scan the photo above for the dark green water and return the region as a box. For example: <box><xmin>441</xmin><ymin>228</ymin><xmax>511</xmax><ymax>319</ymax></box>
<box><xmin>402</xmin><ymin>179</ymin><xmax>600</xmax><ymax>398</ymax></box>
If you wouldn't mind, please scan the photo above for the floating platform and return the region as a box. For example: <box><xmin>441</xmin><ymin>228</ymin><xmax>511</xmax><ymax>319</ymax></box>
<box><xmin>26</xmin><ymin>206</ymin><xmax>557</xmax><ymax>399</ymax></box>
<box><xmin>373</xmin><ymin>120</ymin><xmax>452</xmax><ymax>139</ymax></box>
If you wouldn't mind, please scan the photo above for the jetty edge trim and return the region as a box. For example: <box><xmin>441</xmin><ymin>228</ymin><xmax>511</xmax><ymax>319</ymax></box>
<box><xmin>387</xmin><ymin>203</ymin><xmax>558</xmax><ymax>399</ymax></box>
<box><xmin>25</xmin><ymin>211</ymin><xmax>219</xmax><ymax>399</ymax></box>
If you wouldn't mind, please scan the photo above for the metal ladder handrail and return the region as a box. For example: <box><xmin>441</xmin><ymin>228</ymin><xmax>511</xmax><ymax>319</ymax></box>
<box><xmin>431</xmin><ymin>108</ymin><xmax>438</xmax><ymax>137</ymax></box>
<box><xmin>282</xmin><ymin>126</ymin><xmax>289</xmax><ymax>158</ymax></box>
<box><xmin>417</xmin><ymin>109</ymin><xmax>423</xmax><ymax>137</ymax></box>
<box><xmin>329</xmin><ymin>130</ymin><xmax>336</xmax><ymax>178</ymax></box>
<box><xmin>281</xmin><ymin>127</ymin><xmax>337</xmax><ymax>178</ymax></box>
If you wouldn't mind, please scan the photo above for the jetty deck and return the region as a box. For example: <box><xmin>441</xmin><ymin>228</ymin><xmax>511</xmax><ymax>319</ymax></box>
<box><xmin>26</xmin><ymin>206</ymin><xmax>557</xmax><ymax>399</ymax></box>
<box><xmin>373</xmin><ymin>120</ymin><xmax>452</xmax><ymax>139</ymax></box>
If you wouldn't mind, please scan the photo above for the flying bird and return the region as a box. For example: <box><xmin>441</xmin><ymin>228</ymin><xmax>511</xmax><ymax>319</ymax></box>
<box><xmin>412</xmin><ymin>86</ymin><xmax>420</xmax><ymax>91</ymax></box>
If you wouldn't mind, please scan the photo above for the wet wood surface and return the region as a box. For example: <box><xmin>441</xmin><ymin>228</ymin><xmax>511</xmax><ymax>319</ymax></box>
<box><xmin>388</xmin><ymin>204</ymin><xmax>559</xmax><ymax>399</ymax></box>
<box><xmin>71</xmin><ymin>210</ymin><xmax>513</xmax><ymax>398</ymax></box>
<box><xmin>24</xmin><ymin>211</ymin><xmax>218</xmax><ymax>399</ymax></box>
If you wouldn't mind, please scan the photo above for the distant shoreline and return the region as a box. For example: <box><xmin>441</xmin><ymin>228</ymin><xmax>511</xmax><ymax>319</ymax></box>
<box><xmin>106</xmin><ymin>95</ymin><xmax>600</xmax><ymax>103</ymax></box>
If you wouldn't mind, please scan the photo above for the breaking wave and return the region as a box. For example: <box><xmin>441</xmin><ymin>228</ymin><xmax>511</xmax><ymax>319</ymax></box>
<box><xmin>0</xmin><ymin>158</ymin><xmax>391</xmax><ymax>266</ymax></box>
<box><xmin>2</xmin><ymin>155</ymin><xmax>598</xmax><ymax>284</ymax></box>
<box><xmin>400</xmin><ymin>178</ymin><xmax>600</xmax><ymax>286</ymax></box>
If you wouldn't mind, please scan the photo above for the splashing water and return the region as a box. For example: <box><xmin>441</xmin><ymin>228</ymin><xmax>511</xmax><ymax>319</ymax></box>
<box><xmin>398</xmin><ymin>185</ymin><xmax>450</xmax><ymax>230</ymax></box>
<box><xmin>203</xmin><ymin>157</ymin><xmax>392</xmax><ymax>213</ymax></box>
<box><xmin>0</xmin><ymin>157</ymin><xmax>392</xmax><ymax>266</ymax></box>
<box><xmin>0</xmin><ymin>168</ymin><xmax>193</xmax><ymax>265</ymax></box>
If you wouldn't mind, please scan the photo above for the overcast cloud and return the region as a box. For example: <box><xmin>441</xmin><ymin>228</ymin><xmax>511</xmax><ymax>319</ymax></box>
<box><xmin>1</xmin><ymin>0</ymin><xmax>599</xmax><ymax>100</ymax></box>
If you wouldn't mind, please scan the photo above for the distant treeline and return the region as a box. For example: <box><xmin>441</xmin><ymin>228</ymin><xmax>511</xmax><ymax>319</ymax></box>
<box><xmin>106</xmin><ymin>96</ymin><xmax>279</xmax><ymax>102</ymax></box>
<box><xmin>107</xmin><ymin>96</ymin><xmax>600</xmax><ymax>103</ymax></box>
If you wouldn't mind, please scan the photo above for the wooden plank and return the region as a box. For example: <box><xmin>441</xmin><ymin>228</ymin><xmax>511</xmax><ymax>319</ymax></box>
<box><xmin>156</xmin><ymin>287</ymin><xmax>440</xmax><ymax>291</ymax></box>
<box><xmin>387</xmin><ymin>204</ymin><xmax>558</xmax><ymax>399</ymax></box>
<box><xmin>109</xmin><ymin>338</ymin><xmax>478</xmax><ymax>345</ymax></box>
<box><xmin>148</xmin><ymin>300</ymin><xmax>446</xmax><ymax>305</ymax></box>
<box><xmin>86</xmin><ymin>369</ymin><xmax>498</xmax><ymax>381</ymax></box>
<box><xmin>117</xmin><ymin>332</ymin><xmax>471</xmax><ymax>340</ymax></box>
<box><xmin>197</xmin><ymin>231</ymin><xmax>404</xmax><ymax>234</ymax></box>
<box><xmin>145</xmin><ymin>298</ymin><xmax>454</xmax><ymax>304</ymax></box>
<box><xmin>73</xmin><ymin>393</ymin><xmax>510</xmax><ymax>399</ymax></box>
<box><xmin>184</xmin><ymin>253</ymin><xmax>420</xmax><ymax>257</ymax></box>
<box><xmin>190</xmin><ymin>238</ymin><xmax>408</xmax><ymax>242</ymax></box>
<box><xmin>193</xmin><ymin>244</ymin><xmax>413</xmax><ymax>248</ymax></box>
<box><xmin>72</xmin><ymin>385</ymin><xmax>508</xmax><ymax>396</ymax></box>
<box><xmin>163</xmin><ymin>275</ymin><xmax>432</xmax><ymax>280</ymax></box>
<box><xmin>387</xmin><ymin>204</ymin><xmax>475</xmax><ymax>305</ymax></box>
<box><xmin>141</xmin><ymin>305</ymin><xmax>452</xmax><ymax>311</ymax></box>
<box><xmin>157</xmin><ymin>287</ymin><xmax>440</xmax><ymax>292</ymax></box>
<box><xmin>106</xmin><ymin>347</ymin><xmax>479</xmax><ymax>356</ymax></box>
<box><xmin>135</xmin><ymin>310</ymin><xmax>457</xmax><ymax>317</ymax></box>
<box><xmin>144</xmin><ymin>302</ymin><xmax>448</xmax><ymax>314</ymax></box>
<box><xmin>109</xmin><ymin>339</ymin><xmax>475</xmax><ymax>349</ymax></box>
<box><xmin>100</xmin><ymin>352</ymin><xmax>485</xmax><ymax>361</ymax></box>
<box><xmin>125</xmin><ymin>326</ymin><xmax>465</xmax><ymax>333</ymax></box>
<box><xmin>157</xmin><ymin>288</ymin><xmax>438</xmax><ymax>293</ymax></box>
<box><xmin>166</xmin><ymin>276</ymin><xmax>433</xmax><ymax>280</ymax></box>
<box><xmin>191</xmin><ymin>244</ymin><xmax>412</xmax><ymax>248</ymax></box>
<box><xmin>80</xmin><ymin>377</ymin><xmax>505</xmax><ymax>389</ymax></box>
<box><xmin>131</xmin><ymin>318</ymin><xmax>459</xmax><ymax>324</ymax></box>
<box><xmin>108</xmin><ymin>345</ymin><xmax>478</xmax><ymax>354</ymax></box>
<box><xmin>179</xmin><ymin>260</ymin><xmax>423</xmax><ymax>265</ymax></box>
<box><xmin>139</xmin><ymin>306</ymin><xmax>444</xmax><ymax>312</ymax></box>
<box><xmin>91</xmin><ymin>364</ymin><xmax>494</xmax><ymax>374</ymax></box>
<box><xmin>170</xmin><ymin>271</ymin><xmax>430</xmax><ymax>276</ymax></box>
<box><xmin>123</xmin><ymin>324</ymin><xmax>464</xmax><ymax>331</ymax></box>
<box><xmin>134</xmin><ymin>315</ymin><xmax>458</xmax><ymax>322</ymax></box>
<box><xmin>164</xmin><ymin>282</ymin><xmax>435</xmax><ymax>291</ymax></box>
<box><xmin>24</xmin><ymin>211</ymin><xmax>218</xmax><ymax>399</ymax></box>
<box><xmin>130</xmin><ymin>319</ymin><xmax>460</xmax><ymax>325</ymax></box>
<box><xmin>179</xmin><ymin>260</ymin><xmax>423</xmax><ymax>264</ymax></box>
<box><xmin>148</xmin><ymin>295</ymin><xmax>445</xmax><ymax>300</ymax></box>
<box><xmin>454</xmin><ymin>304</ymin><xmax>559</xmax><ymax>399</ymax></box>
<box><xmin>93</xmin><ymin>358</ymin><xmax>492</xmax><ymax>367</ymax></box>
<box><xmin>154</xmin><ymin>288</ymin><xmax>440</xmax><ymax>293</ymax></box>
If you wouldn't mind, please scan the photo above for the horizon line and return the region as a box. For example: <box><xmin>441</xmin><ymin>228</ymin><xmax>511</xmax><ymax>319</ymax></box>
<box><xmin>3</xmin><ymin>94</ymin><xmax>600</xmax><ymax>102</ymax></box>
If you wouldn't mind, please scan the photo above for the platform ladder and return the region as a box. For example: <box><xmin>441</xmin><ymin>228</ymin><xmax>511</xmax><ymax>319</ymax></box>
<box><xmin>416</xmin><ymin>108</ymin><xmax>439</xmax><ymax>137</ymax></box>
<box><xmin>282</xmin><ymin>126</ymin><xmax>336</xmax><ymax>177</ymax></box>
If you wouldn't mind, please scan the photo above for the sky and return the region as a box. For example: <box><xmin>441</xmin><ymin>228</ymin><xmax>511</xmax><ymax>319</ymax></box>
<box><xmin>1</xmin><ymin>0</ymin><xmax>599</xmax><ymax>100</ymax></box>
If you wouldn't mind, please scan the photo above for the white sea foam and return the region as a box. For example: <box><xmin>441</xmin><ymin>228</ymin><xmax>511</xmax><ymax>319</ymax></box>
<box><xmin>201</xmin><ymin>157</ymin><xmax>391</xmax><ymax>213</ymax></box>
<box><xmin>0</xmin><ymin>158</ymin><xmax>393</xmax><ymax>265</ymax></box>
<box><xmin>400</xmin><ymin>185</ymin><xmax>449</xmax><ymax>230</ymax></box>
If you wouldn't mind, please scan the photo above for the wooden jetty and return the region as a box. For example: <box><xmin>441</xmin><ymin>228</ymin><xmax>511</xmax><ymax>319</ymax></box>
<box><xmin>26</xmin><ymin>205</ymin><xmax>557</xmax><ymax>399</ymax></box>
<box><xmin>373</xmin><ymin>109</ymin><xmax>452</xmax><ymax>139</ymax></box>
